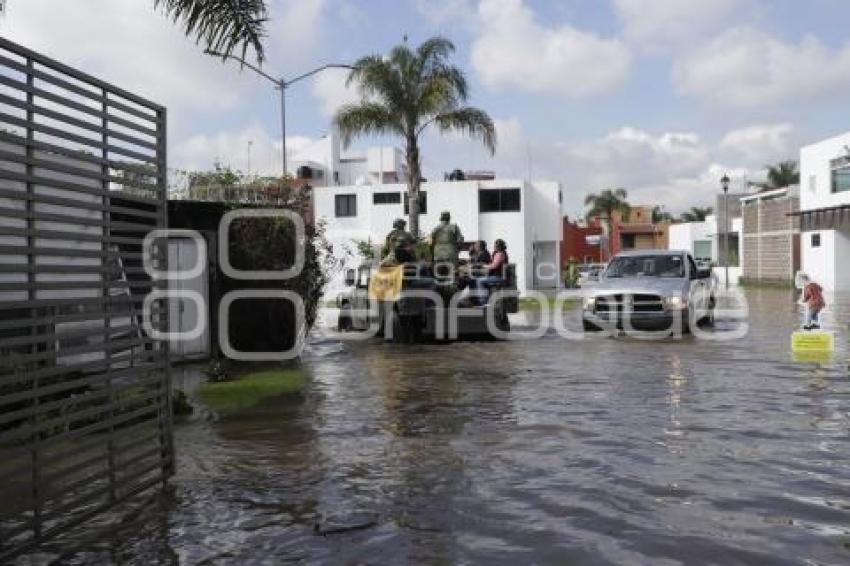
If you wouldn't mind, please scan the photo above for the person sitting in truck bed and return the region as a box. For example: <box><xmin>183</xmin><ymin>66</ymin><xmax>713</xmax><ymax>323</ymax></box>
<box><xmin>470</xmin><ymin>240</ymin><xmax>491</xmax><ymax>264</ymax></box>
<box><xmin>470</xmin><ymin>239</ymin><xmax>508</xmax><ymax>305</ymax></box>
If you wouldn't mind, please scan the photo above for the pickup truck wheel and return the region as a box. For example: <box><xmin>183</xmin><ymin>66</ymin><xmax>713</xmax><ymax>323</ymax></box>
<box><xmin>337</xmin><ymin>303</ymin><xmax>352</xmax><ymax>332</ymax></box>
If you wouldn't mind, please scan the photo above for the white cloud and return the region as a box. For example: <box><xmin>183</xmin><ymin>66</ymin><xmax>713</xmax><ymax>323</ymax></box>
<box><xmin>2</xmin><ymin>0</ymin><xmax>335</xmax><ymax>123</ymax></box>
<box><xmin>719</xmin><ymin>123</ymin><xmax>794</xmax><ymax>162</ymax></box>
<box><xmin>613</xmin><ymin>0</ymin><xmax>742</xmax><ymax>49</ymax></box>
<box><xmin>173</xmin><ymin>125</ymin><xmax>314</xmax><ymax>175</ymax></box>
<box><xmin>2</xmin><ymin>0</ymin><xmax>257</xmax><ymax>111</ymax></box>
<box><xmin>568</xmin><ymin>127</ymin><xmax>710</xmax><ymax>186</ymax></box>
<box><xmin>673</xmin><ymin>27</ymin><xmax>850</xmax><ymax>107</ymax></box>
<box><xmin>311</xmin><ymin>67</ymin><xmax>361</xmax><ymax>118</ymax></box>
<box><xmin>629</xmin><ymin>163</ymin><xmax>754</xmax><ymax>214</ymax></box>
<box><xmin>470</xmin><ymin>0</ymin><xmax>632</xmax><ymax>97</ymax></box>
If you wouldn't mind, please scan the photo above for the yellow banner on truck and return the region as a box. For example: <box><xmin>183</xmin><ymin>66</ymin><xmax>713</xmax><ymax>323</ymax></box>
<box><xmin>368</xmin><ymin>264</ymin><xmax>403</xmax><ymax>301</ymax></box>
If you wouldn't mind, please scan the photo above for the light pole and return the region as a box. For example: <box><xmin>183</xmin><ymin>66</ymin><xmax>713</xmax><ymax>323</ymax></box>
<box><xmin>206</xmin><ymin>51</ymin><xmax>354</xmax><ymax>177</ymax></box>
<box><xmin>721</xmin><ymin>173</ymin><xmax>730</xmax><ymax>289</ymax></box>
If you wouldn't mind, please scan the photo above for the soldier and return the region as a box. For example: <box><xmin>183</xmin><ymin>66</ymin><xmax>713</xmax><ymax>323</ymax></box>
<box><xmin>384</xmin><ymin>218</ymin><xmax>416</xmax><ymax>264</ymax></box>
<box><xmin>565</xmin><ymin>257</ymin><xmax>580</xmax><ymax>288</ymax></box>
<box><xmin>430</xmin><ymin>210</ymin><xmax>464</xmax><ymax>265</ymax></box>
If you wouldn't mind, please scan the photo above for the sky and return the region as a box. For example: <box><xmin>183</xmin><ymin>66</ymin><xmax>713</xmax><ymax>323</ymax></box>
<box><xmin>3</xmin><ymin>0</ymin><xmax>850</xmax><ymax>216</ymax></box>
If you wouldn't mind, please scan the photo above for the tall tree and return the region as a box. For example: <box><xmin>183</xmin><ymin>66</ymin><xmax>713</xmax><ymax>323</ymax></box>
<box><xmin>651</xmin><ymin>205</ymin><xmax>673</xmax><ymax>223</ymax></box>
<box><xmin>679</xmin><ymin>206</ymin><xmax>713</xmax><ymax>222</ymax></box>
<box><xmin>764</xmin><ymin>160</ymin><xmax>800</xmax><ymax>189</ymax></box>
<box><xmin>584</xmin><ymin>188</ymin><xmax>630</xmax><ymax>256</ymax></box>
<box><xmin>155</xmin><ymin>0</ymin><xmax>269</xmax><ymax>63</ymax></box>
<box><xmin>333</xmin><ymin>37</ymin><xmax>496</xmax><ymax>236</ymax></box>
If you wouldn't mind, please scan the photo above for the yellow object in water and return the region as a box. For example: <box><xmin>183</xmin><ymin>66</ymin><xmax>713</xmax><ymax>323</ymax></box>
<box><xmin>791</xmin><ymin>330</ymin><xmax>834</xmax><ymax>353</ymax></box>
<box><xmin>368</xmin><ymin>264</ymin><xmax>403</xmax><ymax>301</ymax></box>
<box><xmin>791</xmin><ymin>331</ymin><xmax>834</xmax><ymax>363</ymax></box>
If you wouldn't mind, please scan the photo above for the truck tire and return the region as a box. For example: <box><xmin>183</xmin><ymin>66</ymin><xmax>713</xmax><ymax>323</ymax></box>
<box><xmin>337</xmin><ymin>302</ymin><xmax>352</xmax><ymax>332</ymax></box>
<box><xmin>383</xmin><ymin>307</ymin><xmax>411</xmax><ymax>343</ymax></box>
<box><xmin>583</xmin><ymin>319</ymin><xmax>601</xmax><ymax>332</ymax></box>
<box><xmin>493</xmin><ymin>303</ymin><xmax>510</xmax><ymax>334</ymax></box>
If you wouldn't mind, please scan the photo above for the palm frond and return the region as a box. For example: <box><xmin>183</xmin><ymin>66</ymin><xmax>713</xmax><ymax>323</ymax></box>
<box><xmin>155</xmin><ymin>0</ymin><xmax>268</xmax><ymax>63</ymax></box>
<box><xmin>434</xmin><ymin>107</ymin><xmax>497</xmax><ymax>155</ymax></box>
<box><xmin>333</xmin><ymin>102</ymin><xmax>400</xmax><ymax>148</ymax></box>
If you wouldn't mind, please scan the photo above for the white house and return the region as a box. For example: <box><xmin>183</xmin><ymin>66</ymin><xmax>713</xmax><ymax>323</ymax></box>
<box><xmin>290</xmin><ymin>133</ymin><xmax>407</xmax><ymax>187</ymax></box>
<box><xmin>799</xmin><ymin>131</ymin><xmax>850</xmax><ymax>292</ymax></box>
<box><xmin>315</xmin><ymin>178</ymin><xmax>563</xmax><ymax>295</ymax></box>
<box><xmin>668</xmin><ymin>214</ymin><xmax>743</xmax><ymax>285</ymax></box>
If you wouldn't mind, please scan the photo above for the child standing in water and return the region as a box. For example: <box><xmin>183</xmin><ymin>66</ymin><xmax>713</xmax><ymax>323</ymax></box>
<box><xmin>799</xmin><ymin>273</ymin><xmax>826</xmax><ymax>330</ymax></box>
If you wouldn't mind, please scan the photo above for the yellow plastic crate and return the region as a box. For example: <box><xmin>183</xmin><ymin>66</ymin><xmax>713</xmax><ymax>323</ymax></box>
<box><xmin>791</xmin><ymin>330</ymin><xmax>835</xmax><ymax>352</ymax></box>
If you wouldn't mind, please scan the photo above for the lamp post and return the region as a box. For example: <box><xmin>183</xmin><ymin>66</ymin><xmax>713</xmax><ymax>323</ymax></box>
<box><xmin>206</xmin><ymin>51</ymin><xmax>354</xmax><ymax>177</ymax></box>
<box><xmin>721</xmin><ymin>173</ymin><xmax>730</xmax><ymax>289</ymax></box>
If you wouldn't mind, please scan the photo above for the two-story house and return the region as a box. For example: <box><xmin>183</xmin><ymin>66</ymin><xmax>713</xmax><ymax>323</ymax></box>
<box><xmin>799</xmin><ymin>131</ymin><xmax>850</xmax><ymax>291</ymax></box>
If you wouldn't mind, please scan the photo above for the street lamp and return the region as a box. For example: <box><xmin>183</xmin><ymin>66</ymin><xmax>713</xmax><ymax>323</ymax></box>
<box><xmin>721</xmin><ymin>173</ymin><xmax>731</xmax><ymax>289</ymax></box>
<box><xmin>206</xmin><ymin>50</ymin><xmax>355</xmax><ymax>177</ymax></box>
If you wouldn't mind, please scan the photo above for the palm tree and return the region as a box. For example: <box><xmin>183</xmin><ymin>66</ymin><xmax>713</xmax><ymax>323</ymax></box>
<box><xmin>764</xmin><ymin>160</ymin><xmax>799</xmax><ymax>190</ymax></box>
<box><xmin>155</xmin><ymin>0</ymin><xmax>268</xmax><ymax>63</ymax></box>
<box><xmin>651</xmin><ymin>205</ymin><xmax>673</xmax><ymax>223</ymax></box>
<box><xmin>679</xmin><ymin>206</ymin><xmax>713</xmax><ymax>222</ymax></box>
<box><xmin>333</xmin><ymin>37</ymin><xmax>496</xmax><ymax>236</ymax></box>
<box><xmin>584</xmin><ymin>188</ymin><xmax>630</xmax><ymax>256</ymax></box>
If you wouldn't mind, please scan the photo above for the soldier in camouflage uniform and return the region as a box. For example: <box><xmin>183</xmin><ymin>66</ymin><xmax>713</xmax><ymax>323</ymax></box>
<box><xmin>383</xmin><ymin>218</ymin><xmax>416</xmax><ymax>264</ymax></box>
<box><xmin>430</xmin><ymin>211</ymin><xmax>464</xmax><ymax>265</ymax></box>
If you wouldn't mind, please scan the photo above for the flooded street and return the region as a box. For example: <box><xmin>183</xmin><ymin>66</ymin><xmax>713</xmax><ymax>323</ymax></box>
<box><xmin>56</xmin><ymin>289</ymin><xmax>850</xmax><ymax>564</ymax></box>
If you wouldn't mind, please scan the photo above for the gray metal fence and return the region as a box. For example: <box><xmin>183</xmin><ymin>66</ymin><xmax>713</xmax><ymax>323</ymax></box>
<box><xmin>0</xmin><ymin>37</ymin><xmax>171</xmax><ymax>559</ymax></box>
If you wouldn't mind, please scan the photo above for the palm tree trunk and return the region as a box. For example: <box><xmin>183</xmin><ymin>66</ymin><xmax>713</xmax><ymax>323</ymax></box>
<box><xmin>406</xmin><ymin>135</ymin><xmax>422</xmax><ymax>237</ymax></box>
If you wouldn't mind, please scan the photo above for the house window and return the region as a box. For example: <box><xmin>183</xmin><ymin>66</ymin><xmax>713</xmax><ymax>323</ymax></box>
<box><xmin>404</xmin><ymin>191</ymin><xmax>427</xmax><ymax>214</ymax></box>
<box><xmin>831</xmin><ymin>157</ymin><xmax>850</xmax><ymax>193</ymax></box>
<box><xmin>811</xmin><ymin>233</ymin><xmax>821</xmax><ymax>248</ymax></box>
<box><xmin>621</xmin><ymin>234</ymin><xmax>636</xmax><ymax>249</ymax></box>
<box><xmin>373</xmin><ymin>192</ymin><xmax>401</xmax><ymax>205</ymax></box>
<box><xmin>479</xmin><ymin>188</ymin><xmax>521</xmax><ymax>212</ymax></box>
<box><xmin>334</xmin><ymin>194</ymin><xmax>357</xmax><ymax>217</ymax></box>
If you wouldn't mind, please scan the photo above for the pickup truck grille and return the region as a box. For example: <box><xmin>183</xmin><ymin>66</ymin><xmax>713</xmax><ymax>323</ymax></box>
<box><xmin>594</xmin><ymin>293</ymin><xmax>665</xmax><ymax>313</ymax></box>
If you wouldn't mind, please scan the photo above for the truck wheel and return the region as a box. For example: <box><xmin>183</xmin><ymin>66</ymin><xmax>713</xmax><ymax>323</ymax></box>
<box><xmin>337</xmin><ymin>303</ymin><xmax>352</xmax><ymax>331</ymax></box>
<box><xmin>583</xmin><ymin>319</ymin><xmax>601</xmax><ymax>332</ymax></box>
<box><xmin>383</xmin><ymin>307</ymin><xmax>410</xmax><ymax>343</ymax></box>
<box><xmin>494</xmin><ymin>305</ymin><xmax>510</xmax><ymax>333</ymax></box>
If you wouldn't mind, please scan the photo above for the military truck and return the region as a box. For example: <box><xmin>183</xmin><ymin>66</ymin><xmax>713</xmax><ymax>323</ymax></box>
<box><xmin>336</xmin><ymin>261</ymin><xmax>518</xmax><ymax>342</ymax></box>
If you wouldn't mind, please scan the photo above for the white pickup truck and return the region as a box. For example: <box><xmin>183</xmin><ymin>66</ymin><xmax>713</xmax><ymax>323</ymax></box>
<box><xmin>582</xmin><ymin>249</ymin><xmax>718</xmax><ymax>334</ymax></box>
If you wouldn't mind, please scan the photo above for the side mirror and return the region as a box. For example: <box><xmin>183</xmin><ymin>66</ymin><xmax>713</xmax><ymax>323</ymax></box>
<box><xmin>344</xmin><ymin>269</ymin><xmax>356</xmax><ymax>287</ymax></box>
<box><xmin>696</xmin><ymin>267</ymin><xmax>712</xmax><ymax>279</ymax></box>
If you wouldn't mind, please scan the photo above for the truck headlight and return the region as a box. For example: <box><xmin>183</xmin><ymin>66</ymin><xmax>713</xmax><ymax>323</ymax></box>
<box><xmin>664</xmin><ymin>295</ymin><xmax>687</xmax><ymax>310</ymax></box>
<box><xmin>583</xmin><ymin>296</ymin><xmax>596</xmax><ymax>310</ymax></box>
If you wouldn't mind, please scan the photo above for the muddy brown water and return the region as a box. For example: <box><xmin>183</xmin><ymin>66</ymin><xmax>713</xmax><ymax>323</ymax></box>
<box><xmin>27</xmin><ymin>289</ymin><xmax>850</xmax><ymax>564</ymax></box>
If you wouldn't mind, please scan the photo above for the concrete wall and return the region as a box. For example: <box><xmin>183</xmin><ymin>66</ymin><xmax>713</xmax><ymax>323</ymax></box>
<box><xmin>802</xmin><ymin>227</ymin><xmax>850</xmax><ymax>291</ymax></box>
<box><xmin>741</xmin><ymin>196</ymin><xmax>800</xmax><ymax>283</ymax></box>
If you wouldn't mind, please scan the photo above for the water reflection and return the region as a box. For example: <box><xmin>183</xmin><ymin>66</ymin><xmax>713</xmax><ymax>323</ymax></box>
<box><xmin>28</xmin><ymin>289</ymin><xmax>850</xmax><ymax>564</ymax></box>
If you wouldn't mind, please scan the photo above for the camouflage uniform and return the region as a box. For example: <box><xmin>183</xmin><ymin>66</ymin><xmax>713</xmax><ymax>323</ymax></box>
<box><xmin>384</xmin><ymin>219</ymin><xmax>416</xmax><ymax>264</ymax></box>
<box><xmin>430</xmin><ymin>211</ymin><xmax>464</xmax><ymax>264</ymax></box>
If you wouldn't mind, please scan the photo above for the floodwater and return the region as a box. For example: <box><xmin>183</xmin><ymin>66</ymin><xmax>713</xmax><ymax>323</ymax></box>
<box><xmin>38</xmin><ymin>289</ymin><xmax>850</xmax><ymax>564</ymax></box>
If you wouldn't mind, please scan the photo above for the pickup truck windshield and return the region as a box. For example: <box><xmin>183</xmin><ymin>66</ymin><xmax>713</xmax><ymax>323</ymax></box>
<box><xmin>605</xmin><ymin>255</ymin><xmax>684</xmax><ymax>278</ymax></box>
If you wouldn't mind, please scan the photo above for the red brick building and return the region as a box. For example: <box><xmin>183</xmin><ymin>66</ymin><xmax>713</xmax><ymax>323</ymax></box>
<box><xmin>561</xmin><ymin>216</ymin><xmax>605</xmax><ymax>265</ymax></box>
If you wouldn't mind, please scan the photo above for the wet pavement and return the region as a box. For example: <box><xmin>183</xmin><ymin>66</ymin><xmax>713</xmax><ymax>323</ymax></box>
<box><xmin>39</xmin><ymin>289</ymin><xmax>850</xmax><ymax>564</ymax></box>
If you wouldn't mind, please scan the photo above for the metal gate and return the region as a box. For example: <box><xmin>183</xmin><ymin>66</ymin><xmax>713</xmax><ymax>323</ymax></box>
<box><xmin>0</xmin><ymin>38</ymin><xmax>171</xmax><ymax>559</ymax></box>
